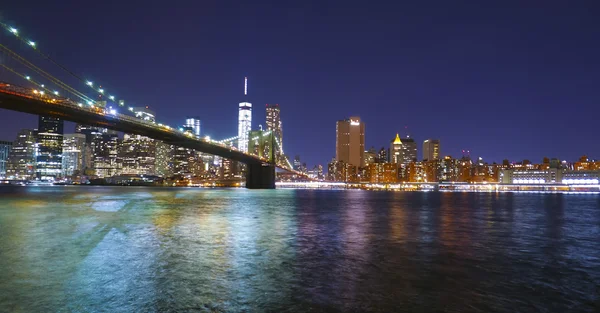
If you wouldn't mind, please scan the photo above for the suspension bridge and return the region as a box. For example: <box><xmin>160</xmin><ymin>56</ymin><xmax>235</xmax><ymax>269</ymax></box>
<box><xmin>0</xmin><ymin>21</ymin><xmax>304</xmax><ymax>189</ymax></box>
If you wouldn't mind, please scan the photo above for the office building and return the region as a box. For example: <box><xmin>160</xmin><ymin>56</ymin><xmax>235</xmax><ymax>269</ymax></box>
<box><xmin>266</xmin><ymin>104</ymin><xmax>283</xmax><ymax>153</ymax></box>
<box><xmin>6</xmin><ymin>129</ymin><xmax>37</xmax><ymax>179</ymax></box>
<box><xmin>155</xmin><ymin>141</ymin><xmax>173</xmax><ymax>177</ymax></box>
<box><xmin>423</xmin><ymin>139</ymin><xmax>440</xmax><ymax>161</ymax></box>
<box><xmin>400</xmin><ymin>136</ymin><xmax>417</xmax><ymax>165</ymax></box>
<box><xmin>185</xmin><ymin>117</ymin><xmax>201</xmax><ymax>137</ymax></box>
<box><xmin>336</xmin><ymin>116</ymin><xmax>365</xmax><ymax>167</ymax></box>
<box><xmin>390</xmin><ymin>134</ymin><xmax>402</xmax><ymax>164</ymax></box>
<box><xmin>62</xmin><ymin>133</ymin><xmax>86</xmax><ymax>177</ymax></box>
<box><xmin>378</xmin><ymin>147</ymin><xmax>387</xmax><ymax>163</ymax></box>
<box><xmin>364</xmin><ymin>147</ymin><xmax>377</xmax><ymax>166</ymax></box>
<box><xmin>36</xmin><ymin>116</ymin><xmax>64</xmax><ymax>180</ymax></box>
<box><xmin>238</xmin><ymin>77</ymin><xmax>252</xmax><ymax>153</ymax></box>
<box><xmin>120</xmin><ymin>107</ymin><xmax>156</xmax><ymax>175</ymax></box>
<box><xmin>0</xmin><ymin>140</ymin><xmax>12</xmax><ymax>178</ymax></box>
<box><xmin>92</xmin><ymin>132</ymin><xmax>121</xmax><ymax>178</ymax></box>
<box><xmin>367</xmin><ymin>163</ymin><xmax>398</xmax><ymax>183</ymax></box>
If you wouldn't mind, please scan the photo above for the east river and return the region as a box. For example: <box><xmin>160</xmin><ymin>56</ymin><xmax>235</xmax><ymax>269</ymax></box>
<box><xmin>0</xmin><ymin>187</ymin><xmax>599</xmax><ymax>312</ymax></box>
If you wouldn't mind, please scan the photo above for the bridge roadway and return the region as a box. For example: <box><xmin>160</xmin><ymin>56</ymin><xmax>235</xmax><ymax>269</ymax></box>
<box><xmin>0</xmin><ymin>83</ymin><xmax>277</xmax><ymax>188</ymax></box>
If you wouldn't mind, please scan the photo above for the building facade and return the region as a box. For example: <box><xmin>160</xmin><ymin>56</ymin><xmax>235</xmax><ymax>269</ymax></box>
<box><xmin>390</xmin><ymin>134</ymin><xmax>402</xmax><ymax>164</ymax></box>
<box><xmin>36</xmin><ymin>116</ymin><xmax>64</xmax><ymax>180</ymax></box>
<box><xmin>336</xmin><ymin>116</ymin><xmax>365</xmax><ymax>167</ymax></box>
<box><xmin>62</xmin><ymin>133</ymin><xmax>86</xmax><ymax>177</ymax></box>
<box><xmin>6</xmin><ymin>129</ymin><xmax>37</xmax><ymax>179</ymax></box>
<box><xmin>238</xmin><ymin>77</ymin><xmax>252</xmax><ymax>153</ymax></box>
<box><xmin>400</xmin><ymin>137</ymin><xmax>417</xmax><ymax>165</ymax></box>
<box><xmin>266</xmin><ymin>104</ymin><xmax>283</xmax><ymax>155</ymax></box>
<box><xmin>0</xmin><ymin>140</ymin><xmax>12</xmax><ymax>178</ymax></box>
<box><xmin>423</xmin><ymin>139</ymin><xmax>440</xmax><ymax>161</ymax></box>
<box><xmin>185</xmin><ymin>117</ymin><xmax>201</xmax><ymax>137</ymax></box>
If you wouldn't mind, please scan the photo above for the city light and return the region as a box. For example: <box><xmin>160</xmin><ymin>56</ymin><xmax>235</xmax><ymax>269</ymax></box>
<box><xmin>28</xmin><ymin>40</ymin><xmax>35</xmax><ymax>47</ymax></box>
<box><xmin>109</xmin><ymin>95</ymin><xmax>115</xmax><ymax>100</ymax></box>
<box><xmin>99</xmin><ymin>89</ymin><xmax>104</xmax><ymax>94</ymax></box>
<box><xmin>25</xmin><ymin>76</ymin><xmax>30</xmax><ymax>80</ymax></box>
<box><xmin>9</xmin><ymin>27</ymin><xmax>18</xmax><ymax>34</ymax></box>
<box><xmin>53</xmin><ymin>91</ymin><xmax>59</xmax><ymax>95</ymax></box>
<box><xmin>86</xmin><ymin>81</ymin><xmax>93</xmax><ymax>86</ymax></box>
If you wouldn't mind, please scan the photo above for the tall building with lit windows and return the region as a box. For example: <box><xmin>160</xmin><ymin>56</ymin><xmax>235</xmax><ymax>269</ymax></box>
<box><xmin>36</xmin><ymin>116</ymin><xmax>64</xmax><ymax>180</ymax></box>
<box><xmin>6</xmin><ymin>129</ymin><xmax>37</xmax><ymax>179</ymax></box>
<box><xmin>336</xmin><ymin>116</ymin><xmax>365</xmax><ymax>167</ymax></box>
<box><xmin>62</xmin><ymin>133</ymin><xmax>86</xmax><ymax>177</ymax></box>
<box><xmin>120</xmin><ymin>107</ymin><xmax>156</xmax><ymax>175</ymax></box>
<box><xmin>238</xmin><ymin>77</ymin><xmax>252</xmax><ymax>153</ymax></box>
<box><xmin>266</xmin><ymin>104</ymin><xmax>282</xmax><ymax>152</ymax></box>
<box><xmin>423</xmin><ymin>139</ymin><xmax>440</xmax><ymax>161</ymax></box>
<box><xmin>0</xmin><ymin>140</ymin><xmax>13</xmax><ymax>178</ymax></box>
<box><xmin>390</xmin><ymin>134</ymin><xmax>402</xmax><ymax>164</ymax></box>
<box><xmin>185</xmin><ymin>117</ymin><xmax>201</xmax><ymax>137</ymax></box>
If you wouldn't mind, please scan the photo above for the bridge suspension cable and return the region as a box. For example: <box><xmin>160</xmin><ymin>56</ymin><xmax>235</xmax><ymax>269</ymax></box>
<box><xmin>1</xmin><ymin>21</ymin><xmax>117</xmax><ymax>102</ymax></box>
<box><xmin>0</xmin><ymin>43</ymin><xmax>94</xmax><ymax>104</ymax></box>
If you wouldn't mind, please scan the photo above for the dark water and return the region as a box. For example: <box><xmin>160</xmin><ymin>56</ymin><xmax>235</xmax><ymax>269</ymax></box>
<box><xmin>0</xmin><ymin>187</ymin><xmax>599</xmax><ymax>312</ymax></box>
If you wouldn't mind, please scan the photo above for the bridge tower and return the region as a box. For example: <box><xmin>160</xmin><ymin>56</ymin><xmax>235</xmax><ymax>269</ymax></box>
<box><xmin>246</xmin><ymin>130</ymin><xmax>276</xmax><ymax>189</ymax></box>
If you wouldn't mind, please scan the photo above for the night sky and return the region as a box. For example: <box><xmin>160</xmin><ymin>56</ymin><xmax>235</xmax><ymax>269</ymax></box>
<box><xmin>1</xmin><ymin>1</ymin><xmax>599</xmax><ymax>167</ymax></box>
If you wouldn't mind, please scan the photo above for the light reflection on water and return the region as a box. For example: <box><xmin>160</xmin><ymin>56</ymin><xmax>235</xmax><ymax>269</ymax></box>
<box><xmin>0</xmin><ymin>186</ymin><xmax>599</xmax><ymax>312</ymax></box>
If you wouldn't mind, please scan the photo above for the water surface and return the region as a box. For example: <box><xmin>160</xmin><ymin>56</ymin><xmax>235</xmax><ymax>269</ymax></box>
<box><xmin>0</xmin><ymin>187</ymin><xmax>599</xmax><ymax>312</ymax></box>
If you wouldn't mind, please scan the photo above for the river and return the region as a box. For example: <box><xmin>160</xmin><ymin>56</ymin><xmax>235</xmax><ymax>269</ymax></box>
<box><xmin>0</xmin><ymin>187</ymin><xmax>599</xmax><ymax>312</ymax></box>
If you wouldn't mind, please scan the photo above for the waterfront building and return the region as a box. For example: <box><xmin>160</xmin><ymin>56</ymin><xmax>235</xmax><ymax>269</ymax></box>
<box><xmin>439</xmin><ymin>156</ymin><xmax>460</xmax><ymax>182</ymax></box>
<box><xmin>155</xmin><ymin>141</ymin><xmax>173</xmax><ymax>177</ymax></box>
<box><xmin>238</xmin><ymin>77</ymin><xmax>252</xmax><ymax>153</ymax></box>
<box><xmin>336</xmin><ymin>116</ymin><xmax>365</xmax><ymax>167</ymax></box>
<box><xmin>561</xmin><ymin>170</ymin><xmax>600</xmax><ymax>184</ymax></box>
<box><xmin>36</xmin><ymin>116</ymin><xmax>64</xmax><ymax>180</ymax></box>
<box><xmin>0</xmin><ymin>140</ymin><xmax>12</xmax><ymax>178</ymax></box>
<box><xmin>367</xmin><ymin>163</ymin><xmax>397</xmax><ymax>183</ymax></box>
<box><xmin>120</xmin><ymin>107</ymin><xmax>156</xmax><ymax>175</ymax></box>
<box><xmin>500</xmin><ymin>168</ymin><xmax>561</xmax><ymax>184</ymax></box>
<box><xmin>423</xmin><ymin>139</ymin><xmax>440</xmax><ymax>161</ymax></box>
<box><xmin>120</xmin><ymin>134</ymin><xmax>156</xmax><ymax>175</ymax></box>
<box><xmin>6</xmin><ymin>129</ymin><xmax>37</xmax><ymax>179</ymax></box>
<box><xmin>327</xmin><ymin>159</ymin><xmax>358</xmax><ymax>182</ymax></box>
<box><xmin>62</xmin><ymin>133</ymin><xmax>86</xmax><ymax>177</ymax></box>
<box><xmin>92</xmin><ymin>132</ymin><xmax>121</xmax><ymax>178</ymax></box>
<box><xmin>185</xmin><ymin>117</ymin><xmax>201</xmax><ymax>137</ymax></box>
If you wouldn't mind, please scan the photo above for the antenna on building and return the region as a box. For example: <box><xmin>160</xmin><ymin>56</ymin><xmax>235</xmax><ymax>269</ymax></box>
<box><xmin>405</xmin><ymin>125</ymin><xmax>410</xmax><ymax>138</ymax></box>
<box><xmin>244</xmin><ymin>77</ymin><xmax>248</xmax><ymax>96</ymax></box>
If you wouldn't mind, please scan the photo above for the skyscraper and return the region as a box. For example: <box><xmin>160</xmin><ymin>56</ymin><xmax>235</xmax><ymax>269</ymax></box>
<box><xmin>423</xmin><ymin>139</ymin><xmax>440</xmax><ymax>161</ymax></box>
<box><xmin>336</xmin><ymin>116</ymin><xmax>365</xmax><ymax>167</ymax></box>
<box><xmin>120</xmin><ymin>107</ymin><xmax>156</xmax><ymax>175</ymax></box>
<box><xmin>400</xmin><ymin>137</ymin><xmax>417</xmax><ymax>164</ymax></box>
<box><xmin>238</xmin><ymin>77</ymin><xmax>252</xmax><ymax>153</ymax></box>
<box><xmin>6</xmin><ymin>129</ymin><xmax>37</xmax><ymax>179</ymax></box>
<box><xmin>390</xmin><ymin>134</ymin><xmax>402</xmax><ymax>164</ymax></box>
<box><xmin>0</xmin><ymin>140</ymin><xmax>12</xmax><ymax>178</ymax></box>
<box><xmin>62</xmin><ymin>133</ymin><xmax>86</xmax><ymax>177</ymax></box>
<box><xmin>185</xmin><ymin>117</ymin><xmax>201</xmax><ymax>137</ymax></box>
<box><xmin>36</xmin><ymin>116</ymin><xmax>64</xmax><ymax>180</ymax></box>
<box><xmin>266</xmin><ymin>104</ymin><xmax>283</xmax><ymax>153</ymax></box>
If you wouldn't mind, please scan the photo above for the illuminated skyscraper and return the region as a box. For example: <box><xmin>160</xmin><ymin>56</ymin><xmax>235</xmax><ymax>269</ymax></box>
<box><xmin>62</xmin><ymin>133</ymin><xmax>86</xmax><ymax>177</ymax></box>
<box><xmin>336</xmin><ymin>116</ymin><xmax>365</xmax><ymax>167</ymax></box>
<box><xmin>185</xmin><ymin>117</ymin><xmax>201</xmax><ymax>137</ymax></box>
<box><xmin>6</xmin><ymin>129</ymin><xmax>36</xmax><ymax>179</ymax></box>
<box><xmin>0</xmin><ymin>140</ymin><xmax>12</xmax><ymax>178</ymax></box>
<box><xmin>238</xmin><ymin>77</ymin><xmax>252</xmax><ymax>153</ymax></box>
<box><xmin>36</xmin><ymin>116</ymin><xmax>64</xmax><ymax>180</ymax></box>
<box><xmin>400</xmin><ymin>137</ymin><xmax>417</xmax><ymax>164</ymax></box>
<box><xmin>266</xmin><ymin>104</ymin><xmax>282</xmax><ymax>153</ymax></box>
<box><xmin>423</xmin><ymin>139</ymin><xmax>440</xmax><ymax>161</ymax></box>
<box><xmin>120</xmin><ymin>107</ymin><xmax>156</xmax><ymax>175</ymax></box>
<box><xmin>390</xmin><ymin>134</ymin><xmax>402</xmax><ymax>164</ymax></box>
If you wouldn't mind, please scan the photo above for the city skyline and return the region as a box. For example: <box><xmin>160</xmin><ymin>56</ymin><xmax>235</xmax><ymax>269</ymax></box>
<box><xmin>1</xmin><ymin>1</ymin><xmax>599</xmax><ymax>166</ymax></box>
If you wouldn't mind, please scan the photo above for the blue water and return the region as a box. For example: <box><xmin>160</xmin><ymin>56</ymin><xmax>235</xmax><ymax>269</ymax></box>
<box><xmin>0</xmin><ymin>187</ymin><xmax>599</xmax><ymax>312</ymax></box>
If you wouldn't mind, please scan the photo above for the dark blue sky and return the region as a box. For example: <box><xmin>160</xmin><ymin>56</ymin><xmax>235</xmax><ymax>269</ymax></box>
<box><xmin>1</xmin><ymin>1</ymin><xmax>599</xmax><ymax>166</ymax></box>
